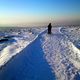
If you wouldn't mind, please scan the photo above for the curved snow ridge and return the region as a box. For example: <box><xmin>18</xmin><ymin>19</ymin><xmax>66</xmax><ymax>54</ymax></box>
<box><xmin>0</xmin><ymin>29</ymin><xmax>46</xmax><ymax>68</ymax></box>
<box><xmin>0</xmin><ymin>29</ymin><xmax>56</xmax><ymax>80</ymax></box>
<box><xmin>67</xmin><ymin>42</ymin><xmax>80</xmax><ymax>69</ymax></box>
<box><xmin>41</xmin><ymin>30</ymin><xmax>79</xmax><ymax>80</ymax></box>
<box><xmin>0</xmin><ymin>40</ymin><xmax>30</xmax><ymax>67</ymax></box>
<box><xmin>59</xmin><ymin>27</ymin><xmax>80</xmax><ymax>68</ymax></box>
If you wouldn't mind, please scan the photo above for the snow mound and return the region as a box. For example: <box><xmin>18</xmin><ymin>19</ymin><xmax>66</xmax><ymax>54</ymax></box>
<box><xmin>41</xmin><ymin>27</ymin><xmax>80</xmax><ymax>80</ymax></box>
<box><xmin>0</xmin><ymin>27</ymin><xmax>46</xmax><ymax>67</ymax></box>
<box><xmin>0</xmin><ymin>28</ymin><xmax>55</xmax><ymax>80</ymax></box>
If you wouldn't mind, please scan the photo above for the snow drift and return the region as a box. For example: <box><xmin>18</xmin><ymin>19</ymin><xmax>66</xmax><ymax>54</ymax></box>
<box><xmin>0</xmin><ymin>27</ymin><xmax>80</xmax><ymax>80</ymax></box>
<box><xmin>42</xmin><ymin>27</ymin><xmax>80</xmax><ymax>80</ymax></box>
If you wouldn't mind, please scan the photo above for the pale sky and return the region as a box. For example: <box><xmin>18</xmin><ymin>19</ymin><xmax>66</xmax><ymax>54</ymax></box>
<box><xmin>0</xmin><ymin>0</ymin><xmax>80</xmax><ymax>26</ymax></box>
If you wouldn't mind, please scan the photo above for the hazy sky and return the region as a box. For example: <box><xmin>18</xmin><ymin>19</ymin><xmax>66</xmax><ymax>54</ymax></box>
<box><xmin>0</xmin><ymin>0</ymin><xmax>80</xmax><ymax>26</ymax></box>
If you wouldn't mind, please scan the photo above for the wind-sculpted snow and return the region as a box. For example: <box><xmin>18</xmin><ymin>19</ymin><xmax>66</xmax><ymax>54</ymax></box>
<box><xmin>0</xmin><ymin>27</ymin><xmax>46</xmax><ymax>67</ymax></box>
<box><xmin>60</xmin><ymin>27</ymin><xmax>80</xmax><ymax>66</ymax></box>
<box><xmin>42</xmin><ymin>28</ymin><xmax>80</xmax><ymax>80</ymax></box>
<box><xmin>0</xmin><ymin>27</ymin><xmax>80</xmax><ymax>80</ymax></box>
<box><xmin>0</xmin><ymin>28</ymin><xmax>55</xmax><ymax>80</ymax></box>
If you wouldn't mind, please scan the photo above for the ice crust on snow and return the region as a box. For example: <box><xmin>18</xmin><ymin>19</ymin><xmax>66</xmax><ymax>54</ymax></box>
<box><xmin>0</xmin><ymin>27</ymin><xmax>46</xmax><ymax>67</ymax></box>
<box><xmin>0</xmin><ymin>27</ymin><xmax>80</xmax><ymax>80</ymax></box>
<box><xmin>42</xmin><ymin>27</ymin><xmax>80</xmax><ymax>80</ymax></box>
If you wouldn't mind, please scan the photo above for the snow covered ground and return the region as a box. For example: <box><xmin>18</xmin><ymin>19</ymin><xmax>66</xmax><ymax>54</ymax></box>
<box><xmin>42</xmin><ymin>27</ymin><xmax>80</xmax><ymax>80</ymax></box>
<box><xmin>0</xmin><ymin>28</ymin><xmax>55</xmax><ymax>80</ymax></box>
<box><xmin>0</xmin><ymin>27</ymin><xmax>80</xmax><ymax>80</ymax></box>
<box><xmin>0</xmin><ymin>27</ymin><xmax>46</xmax><ymax>67</ymax></box>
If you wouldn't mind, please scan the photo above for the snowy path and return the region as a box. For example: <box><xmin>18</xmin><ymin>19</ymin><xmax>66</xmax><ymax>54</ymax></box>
<box><xmin>0</xmin><ymin>30</ymin><xmax>56</xmax><ymax>80</ymax></box>
<box><xmin>42</xmin><ymin>28</ymin><xmax>80</xmax><ymax>80</ymax></box>
<box><xmin>0</xmin><ymin>28</ymin><xmax>80</xmax><ymax>80</ymax></box>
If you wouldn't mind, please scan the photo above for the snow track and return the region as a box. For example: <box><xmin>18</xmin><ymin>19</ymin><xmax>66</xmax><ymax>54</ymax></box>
<box><xmin>0</xmin><ymin>27</ymin><xmax>80</xmax><ymax>80</ymax></box>
<box><xmin>42</xmin><ymin>28</ymin><xmax>80</xmax><ymax>80</ymax></box>
<box><xmin>0</xmin><ymin>30</ymin><xmax>55</xmax><ymax>80</ymax></box>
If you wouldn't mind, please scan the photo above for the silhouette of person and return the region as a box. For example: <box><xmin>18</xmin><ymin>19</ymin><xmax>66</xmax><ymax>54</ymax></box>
<box><xmin>47</xmin><ymin>23</ymin><xmax>52</xmax><ymax>34</ymax></box>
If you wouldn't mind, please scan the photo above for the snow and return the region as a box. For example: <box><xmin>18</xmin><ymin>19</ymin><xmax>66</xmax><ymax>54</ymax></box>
<box><xmin>0</xmin><ymin>27</ymin><xmax>80</xmax><ymax>80</ymax></box>
<box><xmin>0</xmin><ymin>41</ymin><xmax>29</xmax><ymax>66</ymax></box>
<box><xmin>0</xmin><ymin>27</ymin><xmax>46</xmax><ymax>67</ymax></box>
<box><xmin>42</xmin><ymin>27</ymin><xmax>80</xmax><ymax>80</ymax></box>
<box><xmin>0</xmin><ymin>30</ymin><xmax>55</xmax><ymax>80</ymax></box>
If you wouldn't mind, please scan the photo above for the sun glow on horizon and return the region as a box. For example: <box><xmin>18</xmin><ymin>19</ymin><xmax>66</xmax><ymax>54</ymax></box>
<box><xmin>0</xmin><ymin>0</ymin><xmax>80</xmax><ymax>26</ymax></box>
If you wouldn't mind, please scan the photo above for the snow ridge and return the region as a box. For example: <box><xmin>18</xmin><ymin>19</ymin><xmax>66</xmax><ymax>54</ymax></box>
<box><xmin>41</xmin><ymin>28</ymin><xmax>80</xmax><ymax>80</ymax></box>
<box><xmin>0</xmin><ymin>28</ymin><xmax>46</xmax><ymax>67</ymax></box>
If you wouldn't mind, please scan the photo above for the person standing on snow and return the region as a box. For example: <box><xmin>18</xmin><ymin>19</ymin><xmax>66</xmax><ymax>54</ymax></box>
<box><xmin>47</xmin><ymin>23</ymin><xmax>52</xmax><ymax>34</ymax></box>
